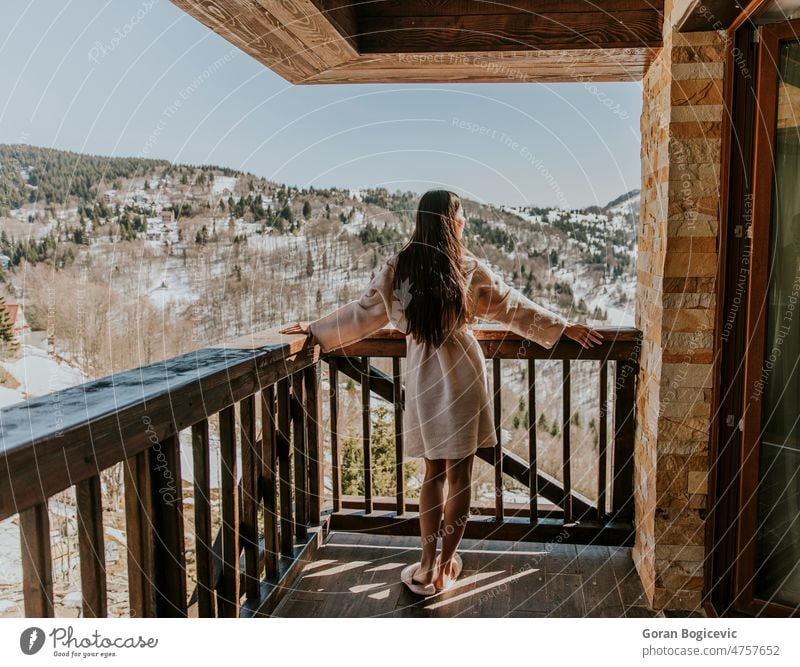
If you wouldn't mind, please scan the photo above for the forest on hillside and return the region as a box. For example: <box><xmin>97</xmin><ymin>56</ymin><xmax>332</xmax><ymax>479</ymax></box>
<box><xmin>0</xmin><ymin>142</ymin><xmax>638</xmax><ymax>509</ymax></box>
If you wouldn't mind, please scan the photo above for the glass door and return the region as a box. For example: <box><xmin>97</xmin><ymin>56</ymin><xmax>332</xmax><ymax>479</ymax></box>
<box><xmin>738</xmin><ymin>19</ymin><xmax>800</xmax><ymax>615</ymax></box>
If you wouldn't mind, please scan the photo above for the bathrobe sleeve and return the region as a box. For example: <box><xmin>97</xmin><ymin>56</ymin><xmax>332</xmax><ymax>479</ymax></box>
<box><xmin>471</xmin><ymin>260</ymin><xmax>568</xmax><ymax>349</ymax></box>
<box><xmin>308</xmin><ymin>258</ymin><xmax>395</xmax><ymax>353</ymax></box>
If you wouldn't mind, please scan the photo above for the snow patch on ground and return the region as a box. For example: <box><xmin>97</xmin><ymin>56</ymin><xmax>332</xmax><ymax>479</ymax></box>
<box><xmin>212</xmin><ymin>176</ymin><xmax>237</xmax><ymax>196</ymax></box>
<box><xmin>0</xmin><ymin>345</ymin><xmax>87</xmax><ymax>408</ymax></box>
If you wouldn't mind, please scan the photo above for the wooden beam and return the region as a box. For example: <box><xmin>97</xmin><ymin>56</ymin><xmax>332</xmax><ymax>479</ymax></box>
<box><xmin>291</xmin><ymin>372</ymin><xmax>309</xmax><ymax>538</ymax></box>
<box><xmin>276</xmin><ymin>378</ymin><xmax>294</xmax><ymax>558</ymax></box>
<box><xmin>352</xmin><ymin>1</ymin><xmax>661</xmax><ymax>16</ymax></box>
<box><xmin>475</xmin><ymin>435</ymin><xmax>598</xmax><ymax>520</ymax></box>
<box><xmin>323</xmin><ymin>326</ymin><xmax>642</xmax><ymax>360</ymax></box>
<box><xmin>150</xmin><ymin>435</ymin><xmax>187</xmax><ymax>617</ymax></box>
<box><xmin>170</xmin><ymin>0</ymin><xmax>356</xmax><ymax>82</ymax></box>
<box><xmin>309</xmin><ymin>0</ymin><xmax>360</xmax><ymax>49</ymax></box>
<box><xmin>304</xmin><ymin>364</ymin><xmax>324</xmax><ymax>524</ymax></box>
<box><xmin>240</xmin><ymin>394</ymin><xmax>260</xmax><ymax>601</ymax></box>
<box><xmin>76</xmin><ymin>475</ymin><xmax>107</xmax><ymax>618</ymax></box>
<box><xmin>123</xmin><ymin>451</ymin><xmax>155</xmax><ymax>618</ymax></box>
<box><xmin>19</xmin><ymin>503</ymin><xmax>54</xmax><ymax>617</ymax></box>
<box><xmin>330</xmin><ymin>510</ymin><xmax>635</xmax><ymax>546</ymax></box>
<box><xmin>218</xmin><ymin>405</ymin><xmax>240</xmax><ymax>617</ymax></box>
<box><xmin>171</xmin><ymin>0</ymin><xmax>324</xmax><ymax>79</ymax></box>
<box><xmin>612</xmin><ymin>361</ymin><xmax>637</xmax><ymax>520</ymax></box>
<box><xmin>337</xmin><ymin>494</ymin><xmax>563</xmax><ymax>519</ymax></box>
<box><xmin>304</xmin><ymin>48</ymin><xmax>657</xmax><ymax>83</ymax></box>
<box><xmin>493</xmin><ymin>358</ymin><xmax>503</xmax><ymax>520</ymax></box>
<box><xmin>358</xmin><ymin>11</ymin><xmax>662</xmax><ymax>54</ymax></box>
<box><xmin>171</xmin><ymin>0</ymin><xmax>661</xmax><ymax>83</ymax></box>
<box><xmin>260</xmin><ymin>386</ymin><xmax>280</xmax><ymax>581</ymax></box>
<box><xmin>257</xmin><ymin>0</ymin><xmax>358</xmax><ymax>59</ymax></box>
<box><xmin>191</xmin><ymin>419</ymin><xmax>216</xmax><ymax>617</ymax></box>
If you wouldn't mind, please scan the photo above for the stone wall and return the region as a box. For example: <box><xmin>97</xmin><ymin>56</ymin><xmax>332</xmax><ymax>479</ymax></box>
<box><xmin>633</xmin><ymin>0</ymin><xmax>726</xmax><ymax>610</ymax></box>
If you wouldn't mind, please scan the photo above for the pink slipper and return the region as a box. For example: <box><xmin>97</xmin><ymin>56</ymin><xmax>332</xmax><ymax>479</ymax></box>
<box><xmin>401</xmin><ymin>555</ymin><xmax>440</xmax><ymax>596</ymax></box>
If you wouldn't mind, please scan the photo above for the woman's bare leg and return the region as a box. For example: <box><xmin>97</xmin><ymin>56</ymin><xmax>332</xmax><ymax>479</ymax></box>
<box><xmin>413</xmin><ymin>456</ymin><xmax>446</xmax><ymax>585</ymax></box>
<box><xmin>436</xmin><ymin>453</ymin><xmax>475</xmax><ymax>587</ymax></box>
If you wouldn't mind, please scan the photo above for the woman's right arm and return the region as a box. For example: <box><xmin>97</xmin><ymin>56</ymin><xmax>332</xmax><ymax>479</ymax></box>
<box><xmin>285</xmin><ymin>257</ymin><xmax>395</xmax><ymax>353</ymax></box>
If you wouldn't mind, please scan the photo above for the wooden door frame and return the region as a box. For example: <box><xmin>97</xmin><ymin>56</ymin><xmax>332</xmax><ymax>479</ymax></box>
<box><xmin>735</xmin><ymin>18</ymin><xmax>800</xmax><ymax>617</ymax></box>
<box><xmin>705</xmin><ymin>17</ymin><xmax>758</xmax><ymax>619</ymax></box>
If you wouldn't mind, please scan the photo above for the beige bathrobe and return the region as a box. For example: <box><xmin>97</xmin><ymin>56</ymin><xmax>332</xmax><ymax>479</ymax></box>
<box><xmin>308</xmin><ymin>248</ymin><xmax>569</xmax><ymax>461</ymax></box>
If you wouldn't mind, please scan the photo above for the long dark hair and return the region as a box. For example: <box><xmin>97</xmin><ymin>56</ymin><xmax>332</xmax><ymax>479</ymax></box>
<box><xmin>393</xmin><ymin>189</ymin><xmax>470</xmax><ymax>348</ymax></box>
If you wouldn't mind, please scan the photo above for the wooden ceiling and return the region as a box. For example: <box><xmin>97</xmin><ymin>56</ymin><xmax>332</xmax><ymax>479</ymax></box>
<box><xmin>171</xmin><ymin>0</ymin><xmax>664</xmax><ymax>84</ymax></box>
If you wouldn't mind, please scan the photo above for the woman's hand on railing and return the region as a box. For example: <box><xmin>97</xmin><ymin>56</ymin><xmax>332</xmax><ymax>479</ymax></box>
<box><xmin>563</xmin><ymin>322</ymin><xmax>604</xmax><ymax>349</ymax></box>
<box><xmin>279</xmin><ymin>321</ymin><xmax>317</xmax><ymax>345</ymax></box>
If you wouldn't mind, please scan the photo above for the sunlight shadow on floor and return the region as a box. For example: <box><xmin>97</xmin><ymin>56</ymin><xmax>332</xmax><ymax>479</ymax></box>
<box><xmin>303</xmin><ymin>560</ymin><xmax>373</xmax><ymax>578</ymax></box>
<box><xmin>425</xmin><ymin>567</ymin><xmax>541</xmax><ymax>610</ymax></box>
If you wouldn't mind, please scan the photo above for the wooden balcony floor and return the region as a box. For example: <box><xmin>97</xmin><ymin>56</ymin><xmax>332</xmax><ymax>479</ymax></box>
<box><xmin>271</xmin><ymin>531</ymin><xmax>706</xmax><ymax>618</ymax></box>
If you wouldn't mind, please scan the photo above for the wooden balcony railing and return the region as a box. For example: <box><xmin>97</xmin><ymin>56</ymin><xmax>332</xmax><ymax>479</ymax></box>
<box><xmin>0</xmin><ymin>324</ymin><xmax>639</xmax><ymax>618</ymax></box>
<box><xmin>322</xmin><ymin>325</ymin><xmax>640</xmax><ymax>542</ymax></box>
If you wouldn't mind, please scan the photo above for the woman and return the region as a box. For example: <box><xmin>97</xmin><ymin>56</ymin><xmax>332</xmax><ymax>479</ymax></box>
<box><xmin>280</xmin><ymin>190</ymin><xmax>603</xmax><ymax>596</ymax></box>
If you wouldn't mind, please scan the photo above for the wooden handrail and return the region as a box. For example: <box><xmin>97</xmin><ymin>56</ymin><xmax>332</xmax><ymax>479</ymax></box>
<box><xmin>321</xmin><ymin>324</ymin><xmax>641</xmax><ymax>360</ymax></box>
<box><xmin>0</xmin><ymin>331</ymin><xmax>317</xmax><ymax>522</ymax></box>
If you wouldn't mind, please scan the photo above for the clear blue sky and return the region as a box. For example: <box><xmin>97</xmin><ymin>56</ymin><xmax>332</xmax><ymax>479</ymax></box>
<box><xmin>0</xmin><ymin>0</ymin><xmax>643</xmax><ymax>208</ymax></box>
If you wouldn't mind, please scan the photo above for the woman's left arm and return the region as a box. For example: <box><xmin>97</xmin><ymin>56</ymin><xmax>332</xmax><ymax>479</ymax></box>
<box><xmin>473</xmin><ymin>261</ymin><xmax>603</xmax><ymax>350</ymax></box>
<box><xmin>281</xmin><ymin>259</ymin><xmax>394</xmax><ymax>353</ymax></box>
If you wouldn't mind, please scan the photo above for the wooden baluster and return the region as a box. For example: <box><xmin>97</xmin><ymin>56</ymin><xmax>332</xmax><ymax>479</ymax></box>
<box><xmin>240</xmin><ymin>394</ymin><xmax>260</xmax><ymax>600</ymax></box>
<box><xmin>527</xmin><ymin>360</ymin><xmax>538</xmax><ymax>525</ymax></box>
<box><xmin>291</xmin><ymin>372</ymin><xmax>308</xmax><ymax>541</ymax></box>
<box><xmin>493</xmin><ymin>357</ymin><xmax>503</xmax><ymax>521</ymax></box>
<box><xmin>218</xmin><ymin>406</ymin><xmax>240</xmax><ymax>617</ymax></box>
<box><xmin>562</xmin><ymin>360</ymin><xmax>573</xmax><ymax>523</ymax></box>
<box><xmin>191</xmin><ymin>419</ymin><xmax>216</xmax><ymax>617</ymax></box>
<box><xmin>598</xmin><ymin>361</ymin><xmax>609</xmax><ymax>522</ymax></box>
<box><xmin>304</xmin><ymin>363</ymin><xmax>323</xmax><ymax>524</ymax></box>
<box><xmin>277</xmin><ymin>377</ymin><xmax>294</xmax><ymax>558</ymax></box>
<box><xmin>393</xmin><ymin>356</ymin><xmax>404</xmax><ymax>516</ymax></box>
<box><xmin>76</xmin><ymin>475</ymin><xmax>107</xmax><ymax>617</ymax></box>
<box><xmin>19</xmin><ymin>502</ymin><xmax>54</xmax><ymax>617</ymax></box>
<box><xmin>124</xmin><ymin>450</ymin><xmax>155</xmax><ymax>617</ymax></box>
<box><xmin>261</xmin><ymin>385</ymin><xmax>279</xmax><ymax>580</ymax></box>
<box><xmin>612</xmin><ymin>360</ymin><xmax>636</xmax><ymax>520</ymax></box>
<box><xmin>150</xmin><ymin>434</ymin><xmax>187</xmax><ymax>617</ymax></box>
<box><xmin>329</xmin><ymin>359</ymin><xmax>342</xmax><ymax>513</ymax></box>
<box><xmin>361</xmin><ymin>356</ymin><xmax>373</xmax><ymax>514</ymax></box>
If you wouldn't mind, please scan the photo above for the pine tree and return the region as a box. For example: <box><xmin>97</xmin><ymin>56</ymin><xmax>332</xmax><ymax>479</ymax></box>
<box><xmin>341</xmin><ymin>404</ymin><xmax>417</xmax><ymax>497</ymax></box>
<box><xmin>538</xmin><ymin>413</ymin><xmax>548</xmax><ymax>432</ymax></box>
<box><xmin>341</xmin><ymin>434</ymin><xmax>364</xmax><ymax>496</ymax></box>
<box><xmin>306</xmin><ymin>249</ymin><xmax>314</xmax><ymax>278</ymax></box>
<box><xmin>0</xmin><ymin>296</ymin><xmax>19</xmax><ymax>355</ymax></box>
